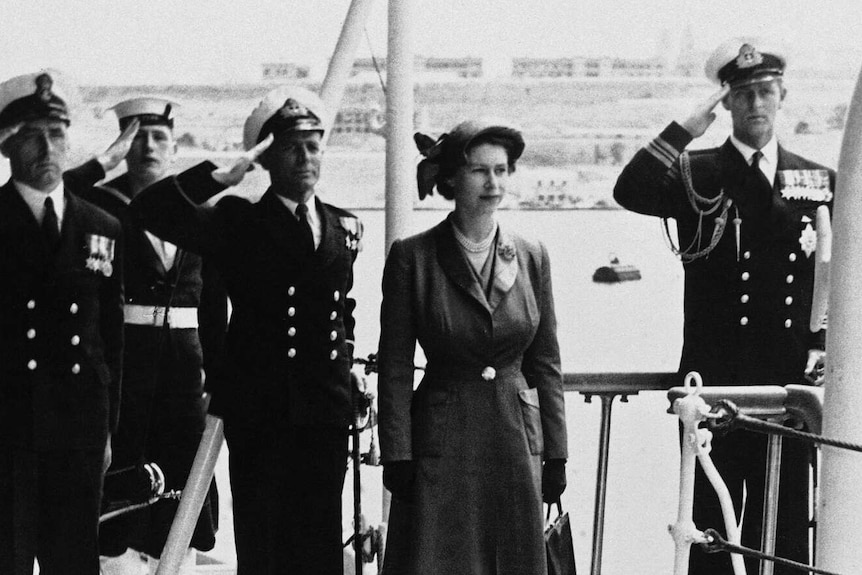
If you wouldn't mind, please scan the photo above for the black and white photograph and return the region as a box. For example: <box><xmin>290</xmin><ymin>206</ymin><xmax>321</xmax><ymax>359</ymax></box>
<box><xmin>2</xmin><ymin>1</ymin><xmax>862</xmax><ymax>573</ymax></box>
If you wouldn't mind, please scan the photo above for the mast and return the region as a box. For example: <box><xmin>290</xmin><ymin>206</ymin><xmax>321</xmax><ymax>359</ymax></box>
<box><xmin>816</xmin><ymin>65</ymin><xmax>862</xmax><ymax>572</ymax></box>
<box><xmin>320</xmin><ymin>0</ymin><xmax>376</xmax><ymax>138</ymax></box>
<box><xmin>384</xmin><ymin>0</ymin><xmax>415</xmax><ymax>252</ymax></box>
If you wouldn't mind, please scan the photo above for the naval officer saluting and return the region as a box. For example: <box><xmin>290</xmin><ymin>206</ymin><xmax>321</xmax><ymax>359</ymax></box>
<box><xmin>614</xmin><ymin>39</ymin><xmax>835</xmax><ymax>574</ymax></box>
<box><xmin>0</xmin><ymin>70</ymin><xmax>124</xmax><ymax>575</ymax></box>
<box><xmin>130</xmin><ymin>86</ymin><xmax>363</xmax><ymax>575</ymax></box>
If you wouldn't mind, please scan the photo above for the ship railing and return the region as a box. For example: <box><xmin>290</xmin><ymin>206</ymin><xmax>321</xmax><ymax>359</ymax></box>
<box><xmin>154</xmin><ymin>370</ymin><xmax>834</xmax><ymax>575</ymax></box>
<box><xmin>565</xmin><ymin>372</ymin><xmax>835</xmax><ymax>575</ymax></box>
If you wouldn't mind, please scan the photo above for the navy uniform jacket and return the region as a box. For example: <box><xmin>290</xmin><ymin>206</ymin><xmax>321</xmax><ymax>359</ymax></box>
<box><xmin>72</xmin><ymin>161</ymin><xmax>226</xmax><ymax>387</ymax></box>
<box><xmin>614</xmin><ymin>122</ymin><xmax>835</xmax><ymax>385</ymax></box>
<box><xmin>129</xmin><ymin>162</ymin><xmax>362</xmax><ymax>433</ymax></box>
<box><xmin>0</xmin><ymin>178</ymin><xmax>124</xmax><ymax>451</ymax></box>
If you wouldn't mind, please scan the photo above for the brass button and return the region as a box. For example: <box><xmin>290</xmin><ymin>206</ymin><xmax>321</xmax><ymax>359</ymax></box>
<box><xmin>70</xmin><ymin>303</ymin><xmax>79</xmax><ymax>314</ymax></box>
<box><xmin>329</xmin><ymin>350</ymin><xmax>338</xmax><ymax>360</ymax></box>
<box><xmin>27</xmin><ymin>359</ymin><xmax>37</xmax><ymax>370</ymax></box>
<box><xmin>743</xmin><ymin>251</ymin><xmax>751</xmax><ymax>260</ymax></box>
<box><xmin>71</xmin><ymin>364</ymin><xmax>81</xmax><ymax>374</ymax></box>
<box><xmin>26</xmin><ymin>329</ymin><xmax>36</xmax><ymax>339</ymax></box>
<box><xmin>785</xmin><ymin>319</ymin><xmax>792</xmax><ymax>328</ymax></box>
<box><xmin>287</xmin><ymin>348</ymin><xmax>297</xmax><ymax>358</ymax></box>
<box><xmin>741</xmin><ymin>272</ymin><xmax>750</xmax><ymax>281</ymax></box>
<box><xmin>481</xmin><ymin>366</ymin><xmax>496</xmax><ymax>381</ymax></box>
<box><xmin>740</xmin><ymin>294</ymin><xmax>749</xmax><ymax>304</ymax></box>
<box><xmin>329</xmin><ymin>311</ymin><xmax>337</xmax><ymax>321</ymax></box>
<box><xmin>786</xmin><ymin>275</ymin><xmax>794</xmax><ymax>284</ymax></box>
<box><xmin>788</xmin><ymin>253</ymin><xmax>797</xmax><ymax>262</ymax></box>
<box><xmin>333</xmin><ymin>290</ymin><xmax>340</xmax><ymax>302</ymax></box>
<box><xmin>785</xmin><ymin>296</ymin><xmax>793</xmax><ymax>305</ymax></box>
<box><xmin>288</xmin><ymin>307</ymin><xmax>296</xmax><ymax>317</ymax></box>
<box><xmin>27</xmin><ymin>299</ymin><xmax>36</xmax><ymax>310</ymax></box>
<box><xmin>288</xmin><ymin>327</ymin><xmax>296</xmax><ymax>337</ymax></box>
<box><xmin>288</xmin><ymin>286</ymin><xmax>296</xmax><ymax>296</ymax></box>
<box><xmin>740</xmin><ymin>317</ymin><xmax>749</xmax><ymax>326</ymax></box>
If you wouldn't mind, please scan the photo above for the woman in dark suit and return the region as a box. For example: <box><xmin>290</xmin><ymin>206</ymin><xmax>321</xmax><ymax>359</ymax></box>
<box><xmin>377</xmin><ymin>120</ymin><xmax>568</xmax><ymax>575</ymax></box>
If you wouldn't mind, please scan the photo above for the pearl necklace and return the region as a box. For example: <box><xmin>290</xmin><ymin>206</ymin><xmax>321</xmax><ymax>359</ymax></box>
<box><xmin>453</xmin><ymin>222</ymin><xmax>497</xmax><ymax>253</ymax></box>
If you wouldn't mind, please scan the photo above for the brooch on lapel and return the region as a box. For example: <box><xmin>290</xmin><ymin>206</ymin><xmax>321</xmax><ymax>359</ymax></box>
<box><xmin>497</xmin><ymin>238</ymin><xmax>516</xmax><ymax>262</ymax></box>
<box><xmin>778</xmin><ymin>170</ymin><xmax>832</xmax><ymax>202</ymax></box>
<box><xmin>84</xmin><ymin>233</ymin><xmax>116</xmax><ymax>277</ymax></box>
<box><xmin>339</xmin><ymin>216</ymin><xmax>364</xmax><ymax>252</ymax></box>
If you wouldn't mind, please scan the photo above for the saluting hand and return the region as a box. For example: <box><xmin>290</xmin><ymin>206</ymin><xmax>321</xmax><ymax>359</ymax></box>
<box><xmin>212</xmin><ymin>133</ymin><xmax>274</xmax><ymax>187</ymax></box>
<box><xmin>680</xmin><ymin>84</ymin><xmax>731</xmax><ymax>139</ymax></box>
<box><xmin>0</xmin><ymin>122</ymin><xmax>23</xmax><ymax>147</ymax></box>
<box><xmin>96</xmin><ymin>118</ymin><xmax>140</xmax><ymax>173</ymax></box>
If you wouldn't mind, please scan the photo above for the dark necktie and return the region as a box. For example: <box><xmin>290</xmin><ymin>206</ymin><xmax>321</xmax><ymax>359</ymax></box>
<box><xmin>295</xmin><ymin>202</ymin><xmax>314</xmax><ymax>254</ymax></box>
<box><xmin>42</xmin><ymin>196</ymin><xmax>60</xmax><ymax>251</ymax></box>
<box><xmin>750</xmin><ymin>151</ymin><xmax>773</xmax><ymax>211</ymax></box>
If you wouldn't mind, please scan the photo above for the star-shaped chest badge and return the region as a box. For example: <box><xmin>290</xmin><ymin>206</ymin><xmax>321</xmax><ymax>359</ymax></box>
<box><xmin>799</xmin><ymin>223</ymin><xmax>817</xmax><ymax>258</ymax></box>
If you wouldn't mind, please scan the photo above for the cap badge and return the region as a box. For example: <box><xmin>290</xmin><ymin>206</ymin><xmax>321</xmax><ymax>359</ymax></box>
<box><xmin>736</xmin><ymin>44</ymin><xmax>763</xmax><ymax>69</ymax></box>
<box><xmin>35</xmin><ymin>73</ymin><xmax>54</xmax><ymax>103</ymax></box>
<box><xmin>279</xmin><ymin>98</ymin><xmax>309</xmax><ymax>119</ymax></box>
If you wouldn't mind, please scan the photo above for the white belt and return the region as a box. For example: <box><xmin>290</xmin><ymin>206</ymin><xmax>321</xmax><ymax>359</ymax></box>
<box><xmin>124</xmin><ymin>305</ymin><xmax>199</xmax><ymax>328</ymax></box>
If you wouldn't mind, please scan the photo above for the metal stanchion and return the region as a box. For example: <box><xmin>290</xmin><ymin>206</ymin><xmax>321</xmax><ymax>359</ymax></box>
<box><xmin>155</xmin><ymin>414</ymin><xmax>224</xmax><ymax>575</ymax></box>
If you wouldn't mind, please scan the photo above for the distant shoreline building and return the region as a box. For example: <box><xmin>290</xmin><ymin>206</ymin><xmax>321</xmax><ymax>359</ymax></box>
<box><xmin>263</xmin><ymin>53</ymin><xmax>681</xmax><ymax>84</ymax></box>
<box><xmin>350</xmin><ymin>55</ymin><xmax>483</xmax><ymax>79</ymax></box>
<box><xmin>512</xmin><ymin>56</ymin><xmax>666</xmax><ymax>79</ymax></box>
<box><xmin>261</xmin><ymin>63</ymin><xmax>310</xmax><ymax>82</ymax></box>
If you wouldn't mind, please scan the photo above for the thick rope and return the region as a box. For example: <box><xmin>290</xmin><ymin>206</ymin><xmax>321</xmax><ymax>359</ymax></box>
<box><xmin>710</xmin><ymin>400</ymin><xmax>862</xmax><ymax>453</ymax></box>
<box><xmin>700</xmin><ymin>529</ymin><xmax>844</xmax><ymax>575</ymax></box>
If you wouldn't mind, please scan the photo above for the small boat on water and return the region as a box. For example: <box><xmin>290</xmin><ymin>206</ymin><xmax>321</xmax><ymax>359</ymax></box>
<box><xmin>592</xmin><ymin>255</ymin><xmax>641</xmax><ymax>283</ymax></box>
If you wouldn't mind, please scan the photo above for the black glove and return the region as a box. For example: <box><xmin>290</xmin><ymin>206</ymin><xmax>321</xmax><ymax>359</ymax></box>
<box><xmin>383</xmin><ymin>460</ymin><xmax>417</xmax><ymax>501</ymax></box>
<box><xmin>542</xmin><ymin>458</ymin><xmax>567</xmax><ymax>503</ymax></box>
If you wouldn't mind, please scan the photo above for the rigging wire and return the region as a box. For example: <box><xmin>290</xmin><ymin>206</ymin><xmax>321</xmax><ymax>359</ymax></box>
<box><xmin>364</xmin><ymin>27</ymin><xmax>387</xmax><ymax>96</ymax></box>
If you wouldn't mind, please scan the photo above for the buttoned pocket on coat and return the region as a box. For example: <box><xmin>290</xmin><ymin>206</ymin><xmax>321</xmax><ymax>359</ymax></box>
<box><xmin>519</xmin><ymin>387</ymin><xmax>544</xmax><ymax>455</ymax></box>
<box><xmin>411</xmin><ymin>387</ymin><xmax>451</xmax><ymax>457</ymax></box>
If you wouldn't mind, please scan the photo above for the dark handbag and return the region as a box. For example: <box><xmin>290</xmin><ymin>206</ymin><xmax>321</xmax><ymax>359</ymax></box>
<box><xmin>545</xmin><ymin>501</ymin><xmax>577</xmax><ymax>575</ymax></box>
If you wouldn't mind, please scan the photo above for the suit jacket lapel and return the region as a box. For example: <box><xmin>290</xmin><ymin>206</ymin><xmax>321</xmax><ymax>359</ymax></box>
<box><xmin>55</xmin><ymin>191</ymin><xmax>82</xmax><ymax>271</ymax></box>
<box><xmin>434</xmin><ymin>219</ymin><xmax>490</xmax><ymax>313</ymax></box>
<box><xmin>259</xmin><ymin>189</ymin><xmax>310</xmax><ymax>261</ymax></box>
<box><xmin>487</xmin><ymin>227</ymin><xmax>518</xmax><ymax>311</ymax></box>
<box><xmin>0</xmin><ymin>180</ymin><xmax>50</xmax><ymax>273</ymax></box>
<box><xmin>719</xmin><ymin>140</ymin><xmax>750</xmax><ymax>205</ymax></box>
<box><xmin>318</xmin><ymin>198</ymin><xmax>340</xmax><ymax>268</ymax></box>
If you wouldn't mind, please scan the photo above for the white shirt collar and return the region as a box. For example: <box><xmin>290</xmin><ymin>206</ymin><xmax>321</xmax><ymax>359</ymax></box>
<box><xmin>15</xmin><ymin>180</ymin><xmax>65</xmax><ymax>228</ymax></box>
<box><xmin>730</xmin><ymin>135</ymin><xmax>779</xmax><ymax>184</ymax></box>
<box><xmin>278</xmin><ymin>193</ymin><xmax>321</xmax><ymax>248</ymax></box>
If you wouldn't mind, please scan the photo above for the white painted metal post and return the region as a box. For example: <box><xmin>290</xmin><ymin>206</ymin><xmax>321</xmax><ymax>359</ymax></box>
<box><xmin>809</xmin><ymin>205</ymin><xmax>831</xmax><ymax>333</ymax></box>
<box><xmin>320</xmin><ymin>0</ymin><xmax>376</xmax><ymax>138</ymax></box>
<box><xmin>379</xmin><ymin>1</ymin><xmax>415</xmax><ymax>569</ymax></box>
<box><xmin>759</xmin><ymin>434</ymin><xmax>782</xmax><ymax>575</ymax></box>
<box><xmin>384</xmin><ymin>0</ymin><xmax>415</xmax><ymax>252</ymax></box>
<box><xmin>817</xmin><ymin>66</ymin><xmax>862</xmax><ymax>573</ymax></box>
<box><xmin>156</xmin><ymin>415</ymin><xmax>224</xmax><ymax>575</ymax></box>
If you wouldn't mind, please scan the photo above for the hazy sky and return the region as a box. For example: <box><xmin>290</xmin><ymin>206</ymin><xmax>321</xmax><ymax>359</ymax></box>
<box><xmin>2</xmin><ymin>0</ymin><xmax>861</xmax><ymax>84</ymax></box>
